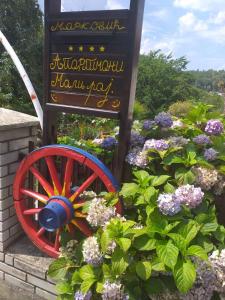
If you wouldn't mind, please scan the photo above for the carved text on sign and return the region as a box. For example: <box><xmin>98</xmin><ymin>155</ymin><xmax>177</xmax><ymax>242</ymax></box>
<box><xmin>50</xmin><ymin>54</ymin><xmax>125</xmax><ymax>73</ymax></box>
<box><xmin>51</xmin><ymin>73</ymin><xmax>118</xmax><ymax>109</ymax></box>
<box><xmin>50</xmin><ymin>19</ymin><xmax>126</xmax><ymax>32</ymax></box>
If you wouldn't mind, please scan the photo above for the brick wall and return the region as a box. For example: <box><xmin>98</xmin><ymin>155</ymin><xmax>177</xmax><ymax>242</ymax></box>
<box><xmin>0</xmin><ymin>248</ymin><xmax>56</xmax><ymax>300</ymax></box>
<box><xmin>0</xmin><ymin>125</ymin><xmax>38</xmax><ymax>252</ymax></box>
<box><xmin>0</xmin><ymin>109</ymin><xmax>59</xmax><ymax>300</ymax></box>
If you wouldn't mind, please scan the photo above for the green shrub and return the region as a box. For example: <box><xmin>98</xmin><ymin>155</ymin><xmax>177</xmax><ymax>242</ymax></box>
<box><xmin>168</xmin><ymin>100</ymin><xmax>194</xmax><ymax>117</ymax></box>
<box><xmin>49</xmin><ymin>102</ymin><xmax>225</xmax><ymax>300</ymax></box>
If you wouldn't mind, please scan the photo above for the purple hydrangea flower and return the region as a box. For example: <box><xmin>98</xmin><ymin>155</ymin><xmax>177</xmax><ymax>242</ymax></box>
<box><xmin>193</xmin><ymin>134</ymin><xmax>211</xmax><ymax>145</ymax></box>
<box><xmin>143</xmin><ymin>120</ymin><xmax>156</xmax><ymax>130</ymax></box>
<box><xmin>154</xmin><ymin>140</ymin><xmax>170</xmax><ymax>151</ymax></box>
<box><xmin>154</xmin><ymin>112</ymin><xmax>173</xmax><ymax>128</ymax></box>
<box><xmin>157</xmin><ymin>193</ymin><xmax>181</xmax><ymax>216</ymax></box>
<box><xmin>143</xmin><ymin>139</ymin><xmax>170</xmax><ymax>151</ymax></box>
<box><xmin>126</xmin><ymin>147</ymin><xmax>148</xmax><ymax>168</ymax></box>
<box><xmin>74</xmin><ymin>291</ymin><xmax>92</xmax><ymax>300</ymax></box>
<box><xmin>204</xmin><ymin>148</ymin><xmax>218</xmax><ymax>161</ymax></box>
<box><xmin>130</xmin><ymin>131</ymin><xmax>145</xmax><ymax>146</ymax></box>
<box><xmin>174</xmin><ymin>185</ymin><xmax>204</xmax><ymax>208</ymax></box>
<box><xmin>205</xmin><ymin>120</ymin><xmax>224</xmax><ymax>136</ymax></box>
<box><xmin>101</xmin><ymin>137</ymin><xmax>118</xmax><ymax>149</ymax></box>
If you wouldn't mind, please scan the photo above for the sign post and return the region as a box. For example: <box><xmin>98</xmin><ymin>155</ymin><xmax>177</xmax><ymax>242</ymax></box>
<box><xmin>43</xmin><ymin>0</ymin><xmax>145</xmax><ymax>183</ymax></box>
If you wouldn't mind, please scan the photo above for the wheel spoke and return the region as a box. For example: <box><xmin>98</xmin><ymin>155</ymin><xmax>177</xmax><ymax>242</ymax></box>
<box><xmin>63</xmin><ymin>158</ymin><xmax>74</xmax><ymax>197</ymax></box>
<box><xmin>75</xmin><ymin>212</ymin><xmax>87</xmax><ymax>218</ymax></box>
<box><xmin>20</xmin><ymin>189</ymin><xmax>48</xmax><ymax>203</ymax></box>
<box><xmin>37</xmin><ymin>227</ymin><xmax>45</xmax><ymax>237</ymax></box>
<box><xmin>73</xmin><ymin>202</ymin><xmax>85</xmax><ymax>209</ymax></box>
<box><xmin>30</xmin><ymin>166</ymin><xmax>54</xmax><ymax>197</ymax></box>
<box><xmin>70</xmin><ymin>173</ymin><xmax>98</xmax><ymax>202</ymax></box>
<box><xmin>23</xmin><ymin>208</ymin><xmax>42</xmax><ymax>215</ymax></box>
<box><xmin>45</xmin><ymin>156</ymin><xmax>62</xmax><ymax>195</ymax></box>
<box><xmin>71</xmin><ymin>219</ymin><xmax>92</xmax><ymax>236</ymax></box>
<box><xmin>54</xmin><ymin>229</ymin><xmax>61</xmax><ymax>251</ymax></box>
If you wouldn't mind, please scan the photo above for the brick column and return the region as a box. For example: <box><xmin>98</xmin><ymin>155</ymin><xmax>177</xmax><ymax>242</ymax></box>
<box><xmin>0</xmin><ymin>108</ymin><xmax>39</xmax><ymax>251</ymax></box>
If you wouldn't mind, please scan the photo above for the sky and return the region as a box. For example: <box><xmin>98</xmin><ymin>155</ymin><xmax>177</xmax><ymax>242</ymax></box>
<box><xmin>38</xmin><ymin>0</ymin><xmax>225</xmax><ymax>71</ymax></box>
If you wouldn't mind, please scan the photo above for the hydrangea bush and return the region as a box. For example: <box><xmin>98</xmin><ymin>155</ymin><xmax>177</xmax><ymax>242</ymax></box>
<box><xmin>48</xmin><ymin>103</ymin><xmax>225</xmax><ymax>300</ymax></box>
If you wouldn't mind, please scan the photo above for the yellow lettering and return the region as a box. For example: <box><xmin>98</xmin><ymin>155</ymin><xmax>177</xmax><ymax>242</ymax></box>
<box><xmin>50</xmin><ymin>19</ymin><xmax>126</xmax><ymax>32</ymax></box>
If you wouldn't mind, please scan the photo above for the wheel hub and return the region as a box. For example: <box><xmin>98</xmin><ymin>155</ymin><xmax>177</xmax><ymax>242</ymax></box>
<box><xmin>39</xmin><ymin>196</ymin><xmax>74</xmax><ymax>232</ymax></box>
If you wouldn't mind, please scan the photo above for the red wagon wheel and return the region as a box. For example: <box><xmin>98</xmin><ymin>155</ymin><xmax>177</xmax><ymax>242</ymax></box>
<box><xmin>13</xmin><ymin>145</ymin><xmax>122</xmax><ymax>258</ymax></box>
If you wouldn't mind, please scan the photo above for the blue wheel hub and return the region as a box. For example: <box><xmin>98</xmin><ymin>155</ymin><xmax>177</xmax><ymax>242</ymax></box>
<box><xmin>39</xmin><ymin>196</ymin><xmax>74</xmax><ymax>232</ymax></box>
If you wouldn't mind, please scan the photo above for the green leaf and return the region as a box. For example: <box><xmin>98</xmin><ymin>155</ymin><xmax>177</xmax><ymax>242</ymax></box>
<box><xmin>201</xmin><ymin>222</ymin><xmax>218</xmax><ymax>234</ymax></box>
<box><xmin>152</xmin><ymin>175</ymin><xmax>170</xmax><ymax>187</ymax></box>
<box><xmin>173</xmin><ymin>260</ymin><xmax>196</xmax><ymax>293</ymax></box>
<box><xmin>111</xmin><ymin>249</ymin><xmax>129</xmax><ymax>275</ymax></box>
<box><xmin>146</xmin><ymin>210</ymin><xmax>168</xmax><ymax>231</ymax></box>
<box><xmin>120</xmin><ymin>183</ymin><xmax>139</xmax><ymax>198</ymax></box>
<box><xmin>102</xmin><ymin>264</ymin><xmax>112</xmax><ymax>280</ymax></box>
<box><xmin>187</xmin><ymin>245</ymin><xmax>208</xmax><ymax>260</ymax></box>
<box><xmin>152</xmin><ymin>258</ymin><xmax>166</xmax><ymax>272</ymax></box>
<box><xmin>179</xmin><ymin>221</ymin><xmax>201</xmax><ymax>244</ymax></box>
<box><xmin>187</xmin><ymin>151</ymin><xmax>197</xmax><ymax>165</ymax></box>
<box><xmin>101</xmin><ymin>231</ymin><xmax>111</xmax><ymax>253</ymax></box>
<box><xmin>156</xmin><ymin>241</ymin><xmax>179</xmax><ymax>269</ymax></box>
<box><xmin>80</xmin><ymin>278</ymin><xmax>96</xmax><ymax>294</ymax></box>
<box><xmin>56</xmin><ymin>282</ymin><xmax>73</xmax><ymax>295</ymax></box>
<box><xmin>133</xmin><ymin>170</ymin><xmax>150</xmax><ymax>183</ymax></box>
<box><xmin>79</xmin><ymin>265</ymin><xmax>96</xmax><ymax>281</ymax></box>
<box><xmin>136</xmin><ymin>261</ymin><xmax>152</xmax><ymax>281</ymax></box>
<box><xmin>214</xmin><ymin>225</ymin><xmax>225</xmax><ymax>243</ymax></box>
<box><xmin>143</xmin><ymin>187</ymin><xmax>158</xmax><ymax>204</ymax></box>
<box><xmin>48</xmin><ymin>258</ymin><xmax>72</xmax><ymax>280</ymax></box>
<box><xmin>175</xmin><ymin>168</ymin><xmax>195</xmax><ymax>185</ymax></box>
<box><xmin>133</xmin><ymin>235</ymin><xmax>156</xmax><ymax>251</ymax></box>
<box><xmin>164</xmin><ymin>183</ymin><xmax>176</xmax><ymax>193</ymax></box>
<box><xmin>164</xmin><ymin>222</ymin><xmax>180</xmax><ymax>234</ymax></box>
<box><xmin>71</xmin><ymin>271</ymin><xmax>82</xmax><ymax>285</ymax></box>
<box><xmin>167</xmin><ymin>233</ymin><xmax>187</xmax><ymax>253</ymax></box>
<box><xmin>96</xmin><ymin>282</ymin><xmax>103</xmax><ymax>293</ymax></box>
<box><xmin>117</xmin><ymin>238</ymin><xmax>131</xmax><ymax>252</ymax></box>
<box><xmin>164</xmin><ymin>155</ymin><xmax>185</xmax><ymax>166</ymax></box>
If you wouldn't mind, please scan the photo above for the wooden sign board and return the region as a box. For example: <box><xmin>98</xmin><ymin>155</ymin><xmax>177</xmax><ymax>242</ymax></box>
<box><xmin>43</xmin><ymin>0</ymin><xmax>145</xmax><ymax>182</ymax></box>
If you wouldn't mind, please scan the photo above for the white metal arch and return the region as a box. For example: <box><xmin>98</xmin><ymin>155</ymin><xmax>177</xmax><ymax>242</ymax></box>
<box><xmin>0</xmin><ymin>30</ymin><xmax>43</xmax><ymax>129</ymax></box>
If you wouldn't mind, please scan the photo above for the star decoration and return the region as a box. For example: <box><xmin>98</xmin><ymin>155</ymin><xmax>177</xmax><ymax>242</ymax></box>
<box><xmin>79</xmin><ymin>46</ymin><xmax>84</xmax><ymax>52</ymax></box>
<box><xmin>89</xmin><ymin>46</ymin><xmax>95</xmax><ymax>52</ymax></box>
<box><xmin>99</xmin><ymin>46</ymin><xmax>105</xmax><ymax>52</ymax></box>
<box><xmin>68</xmin><ymin>46</ymin><xmax>74</xmax><ymax>52</ymax></box>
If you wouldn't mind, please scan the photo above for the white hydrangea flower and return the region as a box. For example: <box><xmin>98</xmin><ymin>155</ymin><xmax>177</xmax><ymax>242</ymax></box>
<box><xmin>87</xmin><ymin>198</ymin><xmax>116</xmax><ymax>227</ymax></box>
<box><xmin>80</xmin><ymin>190</ymin><xmax>97</xmax><ymax>200</ymax></box>
<box><xmin>209</xmin><ymin>249</ymin><xmax>225</xmax><ymax>292</ymax></box>
<box><xmin>92</xmin><ymin>138</ymin><xmax>104</xmax><ymax>145</ymax></box>
<box><xmin>59</xmin><ymin>240</ymin><xmax>78</xmax><ymax>259</ymax></box>
<box><xmin>102</xmin><ymin>281</ymin><xmax>129</xmax><ymax>300</ymax></box>
<box><xmin>106</xmin><ymin>241</ymin><xmax>117</xmax><ymax>254</ymax></box>
<box><xmin>171</xmin><ymin>120</ymin><xmax>184</xmax><ymax>128</ymax></box>
<box><xmin>82</xmin><ymin>237</ymin><xmax>102</xmax><ymax>266</ymax></box>
<box><xmin>214</xmin><ymin>174</ymin><xmax>225</xmax><ymax>195</ymax></box>
<box><xmin>192</xmin><ymin>167</ymin><xmax>218</xmax><ymax>191</ymax></box>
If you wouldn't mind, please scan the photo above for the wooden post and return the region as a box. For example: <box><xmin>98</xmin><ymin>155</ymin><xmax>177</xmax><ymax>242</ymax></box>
<box><xmin>43</xmin><ymin>0</ymin><xmax>61</xmax><ymax>145</ymax></box>
<box><xmin>115</xmin><ymin>0</ymin><xmax>145</xmax><ymax>183</ymax></box>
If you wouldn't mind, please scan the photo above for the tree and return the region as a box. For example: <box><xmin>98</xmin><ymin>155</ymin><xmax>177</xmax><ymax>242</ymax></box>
<box><xmin>136</xmin><ymin>50</ymin><xmax>201</xmax><ymax>115</ymax></box>
<box><xmin>0</xmin><ymin>0</ymin><xmax>43</xmax><ymax>115</ymax></box>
